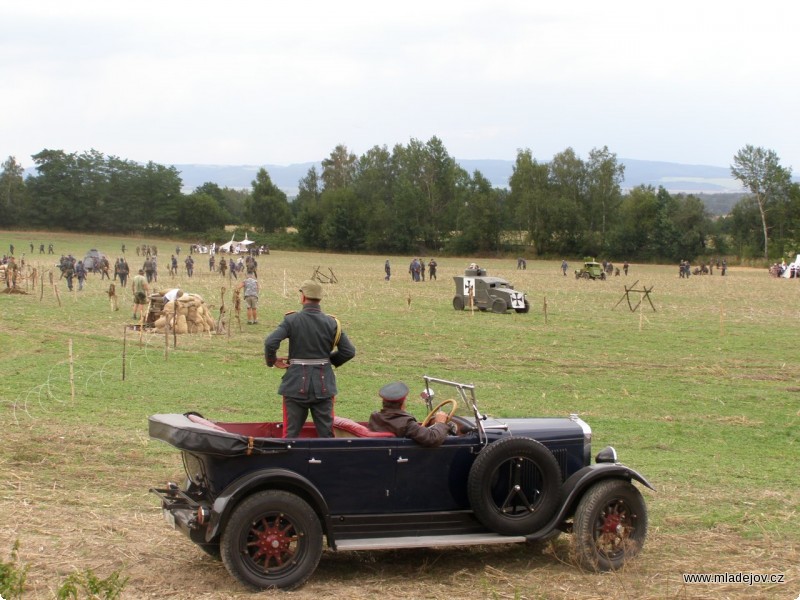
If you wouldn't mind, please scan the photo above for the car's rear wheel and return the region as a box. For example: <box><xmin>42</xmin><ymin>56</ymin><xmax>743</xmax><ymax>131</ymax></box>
<box><xmin>221</xmin><ymin>490</ymin><xmax>323</xmax><ymax>590</ymax></box>
<box><xmin>468</xmin><ymin>437</ymin><xmax>562</xmax><ymax>535</ymax></box>
<box><xmin>491</xmin><ymin>298</ymin><xmax>507</xmax><ymax>313</ymax></box>
<box><xmin>452</xmin><ymin>296</ymin><xmax>464</xmax><ymax>310</ymax></box>
<box><xmin>572</xmin><ymin>479</ymin><xmax>647</xmax><ymax>571</ymax></box>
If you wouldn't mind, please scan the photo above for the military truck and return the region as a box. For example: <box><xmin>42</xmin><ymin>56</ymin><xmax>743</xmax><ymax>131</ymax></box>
<box><xmin>453</xmin><ymin>266</ymin><xmax>529</xmax><ymax>313</ymax></box>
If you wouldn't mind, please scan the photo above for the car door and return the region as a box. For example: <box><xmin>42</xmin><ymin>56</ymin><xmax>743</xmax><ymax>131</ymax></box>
<box><xmin>303</xmin><ymin>437</ymin><xmax>397</xmax><ymax>514</ymax></box>
<box><xmin>389</xmin><ymin>436</ymin><xmax>477</xmax><ymax>511</ymax></box>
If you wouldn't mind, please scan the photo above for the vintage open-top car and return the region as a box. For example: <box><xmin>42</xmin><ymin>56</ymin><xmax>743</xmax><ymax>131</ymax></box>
<box><xmin>149</xmin><ymin>376</ymin><xmax>653</xmax><ymax>591</ymax></box>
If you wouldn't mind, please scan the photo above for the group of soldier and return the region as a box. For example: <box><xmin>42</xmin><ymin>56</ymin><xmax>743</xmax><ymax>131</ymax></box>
<box><xmin>17</xmin><ymin>242</ymin><xmax>55</xmax><ymax>255</ymax></box>
<box><xmin>407</xmin><ymin>258</ymin><xmax>438</xmax><ymax>282</ymax></box>
<box><xmin>679</xmin><ymin>258</ymin><xmax>726</xmax><ymax>278</ymax></box>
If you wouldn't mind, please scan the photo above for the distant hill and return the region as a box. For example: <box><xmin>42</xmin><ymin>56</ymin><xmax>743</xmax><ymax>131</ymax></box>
<box><xmin>172</xmin><ymin>157</ymin><xmax>745</xmax><ymax>196</ymax></box>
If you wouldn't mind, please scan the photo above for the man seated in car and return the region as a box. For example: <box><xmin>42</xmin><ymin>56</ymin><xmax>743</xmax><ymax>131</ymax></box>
<box><xmin>368</xmin><ymin>381</ymin><xmax>449</xmax><ymax>447</ymax></box>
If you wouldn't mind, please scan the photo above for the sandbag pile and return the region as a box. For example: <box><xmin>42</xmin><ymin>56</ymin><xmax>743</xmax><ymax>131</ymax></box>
<box><xmin>153</xmin><ymin>293</ymin><xmax>216</xmax><ymax>334</ymax></box>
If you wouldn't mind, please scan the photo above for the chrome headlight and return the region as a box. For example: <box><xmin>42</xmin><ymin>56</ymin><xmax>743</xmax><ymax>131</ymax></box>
<box><xmin>595</xmin><ymin>446</ymin><xmax>618</xmax><ymax>464</ymax></box>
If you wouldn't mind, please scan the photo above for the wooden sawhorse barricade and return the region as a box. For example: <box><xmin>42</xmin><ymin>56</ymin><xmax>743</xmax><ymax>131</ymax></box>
<box><xmin>613</xmin><ymin>280</ymin><xmax>656</xmax><ymax>312</ymax></box>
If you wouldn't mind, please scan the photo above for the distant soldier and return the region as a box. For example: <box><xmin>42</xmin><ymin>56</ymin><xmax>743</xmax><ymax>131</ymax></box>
<box><xmin>428</xmin><ymin>259</ymin><xmax>437</xmax><ymax>281</ymax></box>
<box><xmin>209</xmin><ymin>254</ymin><xmax>216</xmax><ymax>272</ymax></box>
<box><xmin>118</xmin><ymin>258</ymin><xmax>130</xmax><ymax>288</ymax></box>
<box><xmin>5</xmin><ymin>256</ymin><xmax>19</xmax><ymax>289</ymax></box>
<box><xmin>64</xmin><ymin>260</ymin><xmax>75</xmax><ymax>291</ymax></box>
<box><xmin>131</xmin><ymin>269</ymin><xmax>150</xmax><ymax>321</ymax></box>
<box><xmin>144</xmin><ymin>257</ymin><xmax>155</xmax><ymax>283</ymax></box>
<box><xmin>384</xmin><ymin>260</ymin><xmax>391</xmax><ymax>281</ymax></box>
<box><xmin>561</xmin><ymin>260</ymin><xmax>568</xmax><ymax>276</ymax></box>
<box><xmin>75</xmin><ymin>260</ymin><xmax>87</xmax><ymax>291</ymax></box>
<box><xmin>100</xmin><ymin>257</ymin><xmax>111</xmax><ymax>280</ymax></box>
<box><xmin>219</xmin><ymin>257</ymin><xmax>228</xmax><ymax>277</ymax></box>
<box><xmin>185</xmin><ymin>255</ymin><xmax>194</xmax><ymax>277</ymax></box>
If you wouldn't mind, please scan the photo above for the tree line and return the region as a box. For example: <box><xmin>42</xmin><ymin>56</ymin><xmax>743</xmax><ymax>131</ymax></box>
<box><xmin>1</xmin><ymin>141</ymin><xmax>796</xmax><ymax>262</ymax></box>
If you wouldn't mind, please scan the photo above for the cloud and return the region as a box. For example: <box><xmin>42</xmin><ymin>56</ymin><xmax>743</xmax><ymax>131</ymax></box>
<box><xmin>1</xmin><ymin>1</ymin><xmax>798</xmax><ymax>170</ymax></box>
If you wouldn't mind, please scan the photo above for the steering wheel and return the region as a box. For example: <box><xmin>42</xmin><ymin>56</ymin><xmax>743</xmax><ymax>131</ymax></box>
<box><xmin>422</xmin><ymin>399</ymin><xmax>458</xmax><ymax>427</ymax></box>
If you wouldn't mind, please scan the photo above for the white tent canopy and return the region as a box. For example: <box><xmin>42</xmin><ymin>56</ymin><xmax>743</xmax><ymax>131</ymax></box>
<box><xmin>781</xmin><ymin>253</ymin><xmax>800</xmax><ymax>278</ymax></box>
<box><xmin>218</xmin><ymin>234</ymin><xmax>253</xmax><ymax>254</ymax></box>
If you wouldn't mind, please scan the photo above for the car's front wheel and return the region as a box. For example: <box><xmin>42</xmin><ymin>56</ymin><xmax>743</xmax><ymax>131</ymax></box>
<box><xmin>572</xmin><ymin>479</ymin><xmax>648</xmax><ymax>571</ymax></box>
<box><xmin>453</xmin><ymin>295</ymin><xmax>465</xmax><ymax>310</ymax></box>
<box><xmin>221</xmin><ymin>490</ymin><xmax>323</xmax><ymax>590</ymax></box>
<box><xmin>491</xmin><ymin>297</ymin><xmax>507</xmax><ymax>313</ymax></box>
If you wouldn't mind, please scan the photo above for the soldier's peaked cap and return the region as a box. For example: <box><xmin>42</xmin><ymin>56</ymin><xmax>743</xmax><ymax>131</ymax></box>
<box><xmin>299</xmin><ymin>279</ymin><xmax>323</xmax><ymax>300</ymax></box>
<box><xmin>379</xmin><ymin>381</ymin><xmax>409</xmax><ymax>403</ymax></box>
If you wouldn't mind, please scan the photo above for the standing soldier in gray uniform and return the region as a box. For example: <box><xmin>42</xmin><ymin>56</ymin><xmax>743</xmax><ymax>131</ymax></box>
<box><xmin>264</xmin><ymin>280</ymin><xmax>356</xmax><ymax>438</ymax></box>
<box><xmin>237</xmin><ymin>274</ymin><xmax>261</xmax><ymax>324</ymax></box>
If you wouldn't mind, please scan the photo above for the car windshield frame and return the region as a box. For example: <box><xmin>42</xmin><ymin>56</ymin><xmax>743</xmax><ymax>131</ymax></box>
<box><xmin>421</xmin><ymin>375</ymin><xmax>498</xmax><ymax>444</ymax></box>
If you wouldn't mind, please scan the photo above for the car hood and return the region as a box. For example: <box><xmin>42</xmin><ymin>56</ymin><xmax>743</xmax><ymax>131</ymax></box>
<box><xmin>483</xmin><ymin>416</ymin><xmax>589</xmax><ymax>443</ymax></box>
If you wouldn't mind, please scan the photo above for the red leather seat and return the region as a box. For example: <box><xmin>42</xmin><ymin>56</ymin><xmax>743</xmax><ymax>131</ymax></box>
<box><xmin>333</xmin><ymin>416</ymin><xmax>395</xmax><ymax>438</ymax></box>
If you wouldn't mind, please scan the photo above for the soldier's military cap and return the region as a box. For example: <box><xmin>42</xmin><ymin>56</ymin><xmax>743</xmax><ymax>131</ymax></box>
<box><xmin>299</xmin><ymin>279</ymin><xmax>323</xmax><ymax>300</ymax></box>
<box><xmin>379</xmin><ymin>381</ymin><xmax>409</xmax><ymax>403</ymax></box>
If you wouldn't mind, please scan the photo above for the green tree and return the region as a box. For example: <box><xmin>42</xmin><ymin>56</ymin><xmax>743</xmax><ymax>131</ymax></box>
<box><xmin>668</xmin><ymin>193</ymin><xmax>712</xmax><ymax>261</ymax></box>
<box><xmin>245</xmin><ymin>168</ymin><xmax>291</xmax><ymax>233</ymax></box>
<box><xmin>26</xmin><ymin>149</ymin><xmax>82</xmax><ymax>229</ymax></box>
<box><xmin>135</xmin><ymin>161</ymin><xmax>183</xmax><ymax>231</ymax></box>
<box><xmin>549</xmin><ymin>148</ymin><xmax>591</xmax><ymax>254</ymax></box>
<box><xmin>730</xmin><ymin>145</ymin><xmax>793</xmax><ymax>259</ymax></box>
<box><xmin>175</xmin><ymin>192</ymin><xmax>227</xmax><ymax>232</ymax></box>
<box><xmin>321</xmin><ymin>144</ymin><xmax>357</xmax><ymax>191</ymax></box>
<box><xmin>0</xmin><ymin>156</ymin><xmax>28</xmax><ymax>226</ymax></box>
<box><xmin>727</xmin><ymin>198</ymin><xmax>763</xmax><ymax>258</ymax></box>
<box><xmin>610</xmin><ymin>185</ymin><xmax>660</xmax><ymax>259</ymax></box>
<box><xmin>508</xmin><ymin>149</ymin><xmax>551</xmax><ymax>255</ymax></box>
<box><xmin>459</xmin><ymin>171</ymin><xmax>503</xmax><ymax>252</ymax></box>
<box><xmin>193</xmin><ymin>182</ymin><xmax>234</xmax><ymax>222</ymax></box>
<box><xmin>354</xmin><ymin>145</ymin><xmax>398</xmax><ymax>252</ymax></box>
<box><xmin>586</xmin><ymin>146</ymin><xmax>625</xmax><ymax>251</ymax></box>
<box><xmin>295</xmin><ymin>166</ymin><xmax>323</xmax><ymax>247</ymax></box>
<box><xmin>320</xmin><ymin>187</ymin><xmax>366</xmax><ymax>251</ymax></box>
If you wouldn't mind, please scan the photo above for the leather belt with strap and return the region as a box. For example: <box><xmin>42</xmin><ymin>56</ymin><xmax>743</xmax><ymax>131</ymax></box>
<box><xmin>289</xmin><ymin>358</ymin><xmax>330</xmax><ymax>366</ymax></box>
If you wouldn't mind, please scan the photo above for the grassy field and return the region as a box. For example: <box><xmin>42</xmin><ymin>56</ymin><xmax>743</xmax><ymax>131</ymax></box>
<box><xmin>1</xmin><ymin>230</ymin><xmax>798</xmax><ymax>599</ymax></box>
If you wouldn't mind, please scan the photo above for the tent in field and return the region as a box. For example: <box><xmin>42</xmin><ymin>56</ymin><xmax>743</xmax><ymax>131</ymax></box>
<box><xmin>781</xmin><ymin>254</ymin><xmax>800</xmax><ymax>278</ymax></box>
<box><xmin>218</xmin><ymin>233</ymin><xmax>254</xmax><ymax>254</ymax></box>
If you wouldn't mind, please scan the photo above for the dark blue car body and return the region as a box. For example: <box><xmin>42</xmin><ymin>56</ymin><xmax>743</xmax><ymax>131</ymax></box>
<box><xmin>150</xmin><ymin>377</ymin><xmax>652</xmax><ymax>591</ymax></box>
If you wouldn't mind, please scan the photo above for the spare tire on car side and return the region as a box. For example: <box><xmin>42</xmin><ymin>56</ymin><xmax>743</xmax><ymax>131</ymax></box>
<box><xmin>467</xmin><ymin>436</ymin><xmax>562</xmax><ymax>535</ymax></box>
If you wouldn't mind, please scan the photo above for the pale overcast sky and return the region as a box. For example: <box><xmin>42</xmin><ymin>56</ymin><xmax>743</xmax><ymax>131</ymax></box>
<box><xmin>1</xmin><ymin>1</ymin><xmax>797</xmax><ymax>170</ymax></box>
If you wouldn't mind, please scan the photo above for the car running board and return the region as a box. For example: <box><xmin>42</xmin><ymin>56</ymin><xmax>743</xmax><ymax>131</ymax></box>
<box><xmin>334</xmin><ymin>532</ymin><xmax>526</xmax><ymax>551</ymax></box>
